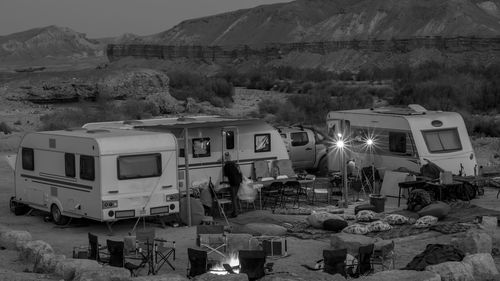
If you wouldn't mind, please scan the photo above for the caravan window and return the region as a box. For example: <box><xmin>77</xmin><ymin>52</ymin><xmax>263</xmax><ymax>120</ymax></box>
<box><xmin>193</xmin><ymin>138</ymin><xmax>210</xmax><ymax>158</ymax></box>
<box><xmin>22</xmin><ymin>147</ymin><xmax>34</xmax><ymax>171</ymax></box>
<box><xmin>65</xmin><ymin>153</ymin><xmax>75</xmax><ymax>178</ymax></box>
<box><xmin>422</xmin><ymin>128</ymin><xmax>462</xmax><ymax>153</ymax></box>
<box><xmin>117</xmin><ymin>153</ymin><xmax>162</xmax><ymax>180</ymax></box>
<box><xmin>80</xmin><ymin>155</ymin><xmax>95</xmax><ymax>181</ymax></box>
<box><xmin>291</xmin><ymin>132</ymin><xmax>308</xmax><ymax>146</ymax></box>
<box><xmin>225</xmin><ymin>131</ymin><xmax>235</xmax><ymax>150</ymax></box>
<box><xmin>255</xmin><ymin>134</ymin><xmax>271</xmax><ymax>152</ymax></box>
<box><xmin>389</xmin><ymin>132</ymin><xmax>407</xmax><ymax>153</ymax></box>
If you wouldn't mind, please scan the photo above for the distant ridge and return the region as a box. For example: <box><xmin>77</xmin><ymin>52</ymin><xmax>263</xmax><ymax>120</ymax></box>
<box><xmin>0</xmin><ymin>25</ymin><xmax>104</xmax><ymax>63</ymax></box>
<box><xmin>131</xmin><ymin>0</ymin><xmax>500</xmax><ymax>46</ymax></box>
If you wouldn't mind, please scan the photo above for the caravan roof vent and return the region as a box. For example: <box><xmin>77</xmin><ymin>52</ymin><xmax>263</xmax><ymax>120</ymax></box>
<box><xmin>408</xmin><ymin>104</ymin><xmax>427</xmax><ymax>113</ymax></box>
<box><xmin>177</xmin><ymin>117</ymin><xmax>196</xmax><ymax>122</ymax></box>
<box><xmin>65</xmin><ymin>127</ymin><xmax>87</xmax><ymax>131</ymax></box>
<box><xmin>86</xmin><ymin>129</ymin><xmax>110</xmax><ymax>134</ymax></box>
<box><xmin>123</xmin><ymin>120</ymin><xmax>143</xmax><ymax>125</ymax></box>
<box><xmin>373</xmin><ymin>106</ymin><xmax>426</xmax><ymax>115</ymax></box>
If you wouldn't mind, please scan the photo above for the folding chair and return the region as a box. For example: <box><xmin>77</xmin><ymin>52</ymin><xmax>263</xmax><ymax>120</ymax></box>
<box><xmin>371</xmin><ymin>241</ymin><xmax>395</xmax><ymax>271</ymax></box>
<box><xmin>323</xmin><ymin>248</ymin><xmax>347</xmax><ymax>277</ymax></box>
<box><xmin>253</xmin><ymin>160</ymin><xmax>271</xmax><ymax>180</ymax></box>
<box><xmin>187</xmin><ymin>248</ymin><xmax>209</xmax><ymax>278</ymax></box>
<box><xmin>347</xmin><ymin>243</ymin><xmax>374</xmax><ymax>278</ymax></box>
<box><xmin>73</xmin><ymin>232</ymin><xmax>109</xmax><ymax>264</ymax></box>
<box><xmin>239</xmin><ymin>250</ymin><xmax>267</xmax><ymax>281</ymax></box>
<box><xmin>196</xmin><ymin>225</ymin><xmax>227</xmax><ymax>259</ymax></box>
<box><xmin>261</xmin><ymin>182</ymin><xmax>283</xmax><ymax>210</ymax></box>
<box><xmin>106</xmin><ymin>239</ymin><xmax>144</xmax><ymax>277</ymax></box>
<box><xmin>136</xmin><ymin>228</ymin><xmax>175</xmax><ymax>273</ymax></box>
<box><xmin>280</xmin><ymin>180</ymin><xmax>302</xmax><ymax>208</ymax></box>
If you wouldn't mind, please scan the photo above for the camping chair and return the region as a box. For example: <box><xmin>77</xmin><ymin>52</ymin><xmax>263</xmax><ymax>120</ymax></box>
<box><xmin>196</xmin><ymin>225</ymin><xmax>227</xmax><ymax>259</ymax></box>
<box><xmin>280</xmin><ymin>180</ymin><xmax>302</xmax><ymax>208</ymax></box>
<box><xmin>347</xmin><ymin>243</ymin><xmax>374</xmax><ymax>277</ymax></box>
<box><xmin>261</xmin><ymin>182</ymin><xmax>283</xmax><ymax>210</ymax></box>
<box><xmin>106</xmin><ymin>239</ymin><xmax>145</xmax><ymax>277</ymax></box>
<box><xmin>187</xmin><ymin>248</ymin><xmax>209</xmax><ymax>278</ymax></box>
<box><xmin>323</xmin><ymin>248</ymin><xmax>347</xmax><ymax>277</ymax></box>
<box><xmin>253</xmin><ymin>160</ymin><xmax>271</xmax><ymax>180</ymax></box>
<box><xmin>361</xmin><ymin>166</ymin><xmax>380</xmax><ymax>194</ymax></box>
<box><xmin>371</xmin><ymin>241</ymin><xmax>395</xmax><ymax>271</ymax></box>
<box><xmin>135</xmin><ymin>228</ymin><xmax>176</xmax><ymax>273</ymax></box>
<box><xmin>239</xmin><ymin>250</ymin><xmax>267</xmax><ymax>281</ymax></box>
<box><xmin>77</xmin><ymin>232</ymin><xmax>109</xmax><ymax>264</ymax></box>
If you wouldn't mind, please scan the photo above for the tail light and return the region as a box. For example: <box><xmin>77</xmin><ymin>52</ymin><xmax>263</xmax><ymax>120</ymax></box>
<box><xmin>102</xmin><ymin>200</ymin><xmax>118</xmax><ymax>209</ymax></box>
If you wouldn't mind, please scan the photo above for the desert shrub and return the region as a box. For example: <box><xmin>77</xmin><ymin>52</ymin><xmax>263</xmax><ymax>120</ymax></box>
<box><xmin>120</xmin><ymin>99</ymin><xmax>159</xmax><ymax>120</ymax></box>
<box><xmin>169</xmin><ymin>71</ymin><xmax>235</xmax><ymax>106</ymax></box>
<box><xmin>258</xmin><ymin>99</ymin><xmax>283</xmax><ymax>115</ymax></box>
<box><xmin>40</xmin><ymin>109</ymin><xmax>95</xmax><ymax>130</ymax></box>
<box><xmin>338</xmin><ymin>70</ymin><xmax>354</xmax><ymax>81</ymax></box>
<box><xmin>0</xmin><ymin>121</ymin><xmax>12</xmax><ymax>134</ymax></box>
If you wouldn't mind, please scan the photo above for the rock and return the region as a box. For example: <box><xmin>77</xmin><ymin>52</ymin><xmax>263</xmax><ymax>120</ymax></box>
<box><xmin>307</xmin><ymin>212</ymin><xmax>344</xmax><ymax>229</ymax></box>
<box><xmin>451</xmin><ymin>229</ymin><xmax>492</xmax><ymax>255</ymax></box>
<box><xmin>33</xmin><ymin>253</ymin><xmax>66</xmax><ymax>273</ymax></box>
<box><xmin>236</xmin><ymin>223</ymin><xmax>287</xmax><ymax>236</ymax></box>
<box><xmin>360</xmin><ymin>270</ymin><xmax>440</xmax><ymax>281</ymax></box>
<box><xmin>226</xmin><ymin>233</ymin><xmax>261</xmax><ymax>253</ymax></box>
<box><xmin>0</xmin><ymin>230</ymin><xmax>32</xmax><ymax>250</ymax></box>
<box><xmin>54</xmin><ymin>258</ymin><xmax>102</xmax><ymax>281</ymax></box>
<box><xmin>19</xmin><ymin>240</ymin><xmax>54</xmax><ymax>263</ymax></box>
<box><xmin>193</xmin><ymin>272</ymin><xmax>248</xmax><ymax>281</ymax></box>
<box><xmin>330</xmin><ymin>233</ymin><xmax>379</xmax><ymax>255</ymax></box>
<box><xmin>259</xmin><ymin>272</ymin><xmax>346</xmax><ymax>281</ymax></box>
<box><xmin>145</xmin><ymin>92</ymin><xmax>183</xmax><ymax>114</ymax></box>
<box><xmin>132</xmin><ymin>273</ymin><xmax>190</xmax><ymax>281</ymax></box>
<box><xmin>73</xmin><ymin>266</ymin><xmax>130</xmax><ymax>281</ymax></box>
<box><xmin>462</xmin><ymin>253</ymin><xmax>500</xmax><ymax>280</ymax></box>
<box><xmin>425</xmin><ymin>261</ymin><xmax>474</xmax><ymax>281</ymax></box>
<box><xmin>0</xmin><ymin>268</ymin><xmax>59</xmax><ymax>281</ymax></box>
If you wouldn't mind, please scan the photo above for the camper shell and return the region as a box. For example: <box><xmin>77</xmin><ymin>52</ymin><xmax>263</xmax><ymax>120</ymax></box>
<box><xmin>12</xmin><ymin>128</ymin><xmax>179</xmax><ymax>224</ymax></box>
<box><xmin>83</xmin><ymin>116</ymin><xmax>290</xmax><ymax>190</ymax></box>
<box><xmin>326</xmin><ymin>105</ymin><xmax>477</xmax><ymax>176</ymax></box>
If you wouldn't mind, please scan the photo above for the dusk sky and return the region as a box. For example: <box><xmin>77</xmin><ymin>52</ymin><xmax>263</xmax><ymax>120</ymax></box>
<box><xmin>0</xmin><ymin>0</ymin><xmax>292</xmax><ymax>38</ymax></box>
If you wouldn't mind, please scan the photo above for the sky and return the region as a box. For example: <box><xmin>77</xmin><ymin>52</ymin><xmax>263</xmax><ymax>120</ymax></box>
<box><xmin>0</xmin><ymin>0</ymin><xmax>292</xmax><ymax>38</ymax></box>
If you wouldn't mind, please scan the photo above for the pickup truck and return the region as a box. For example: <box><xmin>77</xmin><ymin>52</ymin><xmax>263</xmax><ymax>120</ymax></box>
<box><xmin>276</xmin><ymin>126</ymin><xmax>330</xmax><ymax>175</ymax></box>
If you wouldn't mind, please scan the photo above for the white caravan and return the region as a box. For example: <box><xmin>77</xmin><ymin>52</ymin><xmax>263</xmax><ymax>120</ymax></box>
<box><xmin>83</xmin><ymin>116</ymin><xmax>290</xmax><ymax>190</ymax></box>
<box><xmin>11</xmin><ymin>128</ymin><xmax>179</xmax><ymax>225</ymax></box>
<box><xmin>326</xmin><ymin>105</ymin><xmax>477</xmax><ymax>177</ymax></box>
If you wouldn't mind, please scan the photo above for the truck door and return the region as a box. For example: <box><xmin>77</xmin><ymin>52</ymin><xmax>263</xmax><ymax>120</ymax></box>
<box><xmin>289</xmin><ymin>130</ymin><xmax>314</xmax><ymax>169</ymax></box>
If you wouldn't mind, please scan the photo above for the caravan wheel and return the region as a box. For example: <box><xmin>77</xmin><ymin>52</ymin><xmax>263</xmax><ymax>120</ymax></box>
<box><xmin>51</xmin><ymin>204</ymin><xmax>69</xmax><ymax>225</ymax></box>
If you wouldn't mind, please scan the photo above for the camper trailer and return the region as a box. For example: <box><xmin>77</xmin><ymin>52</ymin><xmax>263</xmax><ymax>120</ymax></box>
<box><xmin>11</xmin><ymin>128</ymin><xmax>179</xmax><ymax>225</ymax></box>
<box><xmin>83</xmin><ymin>116</ymin><xmax>290</xmax><ymax>190</ymax></box>
<box><xmin>326</xmin><ymin>105</ymin><xmax>477</xmax><ymax>177</ymax></box>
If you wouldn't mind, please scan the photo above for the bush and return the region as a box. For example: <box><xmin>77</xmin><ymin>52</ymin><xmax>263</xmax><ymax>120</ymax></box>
<box><xmin>0</xmin><ymin>121</ymin><xmax>12</xmax><ymax>134</ymax></box>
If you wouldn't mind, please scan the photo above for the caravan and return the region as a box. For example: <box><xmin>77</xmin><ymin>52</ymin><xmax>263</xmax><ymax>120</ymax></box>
<box><xmin>83</xmin><ymin>116</ymin><xmax>290</xmax><ymax>190</ymax></box>
<box><xmin>326</xmin><ymin>105</ymin><xmax>477</xmax><ymax>177</ymax></box>
<box><xmin>11</xmin><ymin>128</ymin><xmax>179</xmax><ymax>225</ymax></box>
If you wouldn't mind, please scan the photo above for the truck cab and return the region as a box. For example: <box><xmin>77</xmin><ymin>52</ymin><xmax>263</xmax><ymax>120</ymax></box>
<box><xmin>276</xmin><ymin>126</ymin><xmax>330</xmax><ymax>175</ymax></box>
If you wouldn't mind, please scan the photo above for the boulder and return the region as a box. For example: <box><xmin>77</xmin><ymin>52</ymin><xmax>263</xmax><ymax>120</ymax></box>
<box><xmin>307</xmin><ymin>212</ymin><xmax>344</xmax><ymax>229</ymax></box>
<box><xmin>33</xmin><ymin>253</ymin><xmax>66</xmax><ymax>273</ymax></box>
<box><xmin>19</xmin><ymin>240</ymin><xmax>54</xmax><ymax>263</ymax></box>
<box><xmin>73</xmin><ymin>267</ymin><xmax>130</xmax><ymax>281</ymax></box>
<box><xmin>360</xmin><ymin>270</ymin><xmax>440</xmax><ymax>281</ymax></box>
<box><xmin>226</xmin><ymin>233</ymin><xmax>261</xmax><ymax>253</ymax></box>
<box><xmin>425</xmin><ymin>261</ymin><xmax>474</xmax><ymax>281</ymax></box>
<box><xmin>417</xmin><ymin>201</ymin><xmax>450</xmax><ymax>219</ymax></box>
<box><xmin>0</xmin><ymin>230</ymin><xmax>31</xmax><ymax>250</ymax></box>
<box><xmin>193</xmin><ymin>273</ymin><xmax>248</xmax><ymax>281</ymax></box>
<box><xmin>237</xmin><ymin>223</ymin><xmax>287</xmax><ymax>236</ymax></box>
<box><xmin>132</xmin><ymin>274</ymin><xmax>190</xmax><ymax>281</ymax></box>
<box><xmin>462</xmin><ymin>253</ymin><xmax>500</xmax><ymax>280</ymax></box>
<box><xmin>0</xmin><ymin>268</ymin><xmax>61</xmax><ymax>281</ymax></box>
<box><xmin>451</xmin><ymin>229</ymin><xmax>492</xmax><ymax>255</ymax></box>
<box><xmin>54</xmin><ymin>258</ymin><xmax>102</xmax><ymax>281</ymax></box>
<box><xmin>330</xmin><ymin>233</ymin><xmax>379</xmax><ymax>255</ymax></box>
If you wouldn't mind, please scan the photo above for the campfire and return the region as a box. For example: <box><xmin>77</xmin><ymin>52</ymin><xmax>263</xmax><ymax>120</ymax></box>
<box><xmin>209</xmin><ymin>252</ymin><xmax>240</xmax><ymax>275</ymax></box>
